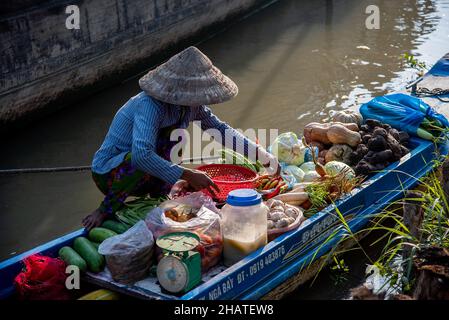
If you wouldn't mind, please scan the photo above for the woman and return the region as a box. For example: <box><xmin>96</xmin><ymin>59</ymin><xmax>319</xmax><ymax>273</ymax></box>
<box><xmin>83</xmin><ymin>46</ymin><xmax>279</xmax><ymax>229</ymax></box>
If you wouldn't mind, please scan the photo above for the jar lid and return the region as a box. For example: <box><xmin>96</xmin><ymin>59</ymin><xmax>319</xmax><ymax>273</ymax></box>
<box><xmin>226</xmin><ymin>189</ymin><xmax>262</xmax><ymax>207</ymax></box>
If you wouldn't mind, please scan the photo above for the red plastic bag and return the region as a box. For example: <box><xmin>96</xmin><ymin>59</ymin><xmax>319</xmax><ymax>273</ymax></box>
<box><xmin>14</xmin><ymin>254</ymin><xmax>71</xmax><ymax>300</ymax></box>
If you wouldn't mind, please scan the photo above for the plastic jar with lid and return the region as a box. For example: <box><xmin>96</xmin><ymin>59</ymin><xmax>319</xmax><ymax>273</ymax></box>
<box><xmin>221</xmin><ymin>189</ymin><xmax>268</xmax><ymax>266</ymax></box>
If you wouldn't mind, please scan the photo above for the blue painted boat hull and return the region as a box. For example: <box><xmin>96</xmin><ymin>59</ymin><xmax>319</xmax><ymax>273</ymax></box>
<box><xmin>1</xmin><ymin>136</ymin><xmax>446</xmax><ymax>300</ymax></box>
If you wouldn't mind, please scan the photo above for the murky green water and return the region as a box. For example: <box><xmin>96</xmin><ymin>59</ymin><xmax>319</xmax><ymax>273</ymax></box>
<box><xmin>1</xmin><ymin>0</ymin><xmax>448</xmax><ymax>299</ymax></box>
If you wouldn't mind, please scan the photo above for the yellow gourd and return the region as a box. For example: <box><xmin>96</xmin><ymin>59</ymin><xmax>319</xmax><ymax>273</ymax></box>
<box><xmin>327</xmin><ymin>124</ymin><xmax>362</xmax><ymax>147</ymax></box>
<box><xmin>78</xmin><ymin>289</ymin><xmax>120</xmax><ymax>300</ymax></box>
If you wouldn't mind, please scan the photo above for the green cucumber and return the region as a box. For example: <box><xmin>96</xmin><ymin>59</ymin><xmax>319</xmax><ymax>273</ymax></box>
<box><xmin>101</xmin><ymin>220</ymin><xmax>129</xmax><ymax>234</ymax></box>
<box><xmin>220</xmin><ymin>148</ymin><xmax>257</xmax><ymax>172</ymax></box>
<box><xmin>73</xmin><ymin>237</ymin><xmax>105</xmax><ymax>273</ymax></box>
<box><xmin>88</xmin><ymin>227</ymin><xmax>117</xmax><ymax>243</ymax></box>
<box><xmin>417</xmin><ymin>127</ymin><xmax>434</xmax><ymax>140</ymax></box>
<box><xmin>59</xmin><ymin>246</ymin><xmax>87</xmax><ymax>272</ymax></box>
<box><xmin>91</xmin><ymin>241</ymin><xmax>101</xmax><ymax>250</ymax></box>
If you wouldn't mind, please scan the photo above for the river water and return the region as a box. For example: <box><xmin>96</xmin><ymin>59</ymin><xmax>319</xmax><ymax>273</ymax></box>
<box><xmin>1</xmin><ymin>0</ymin><xmax>448</xmax><ymax>299</ymax></box>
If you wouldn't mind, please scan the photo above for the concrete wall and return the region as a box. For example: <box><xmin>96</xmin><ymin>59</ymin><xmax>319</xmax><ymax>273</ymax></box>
<box><xmin>0</xmin><ymin>0</ymin><xmax>265</xmax><ymax>127</ymax></box>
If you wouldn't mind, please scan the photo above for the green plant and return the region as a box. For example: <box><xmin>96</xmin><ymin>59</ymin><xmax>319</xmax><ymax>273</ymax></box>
<box><xmin>329</xmin><ymin>256</ymin><xmax>350</xmax><ymax>286</ymax></box>
<box><xmin>402</xmin><ymin>53</ymin><xmax>428</xmax><ymax>76</ymax></box>
<box><xmin>306</xmin><ymin>155</ymin><xmax>449</xmax><ymax>295</ymax></box>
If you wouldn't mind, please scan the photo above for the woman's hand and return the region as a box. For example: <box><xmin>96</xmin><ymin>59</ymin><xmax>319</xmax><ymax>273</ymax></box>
<box><xmin>82</xmin><ymin>208</ymin><xmax>108</xmax><ymax>231</ymax></box>
<box><xmin>181</xmin><ymin>168</ymin><xmax>220</xmax><ymax>196</ymax></box>
<box><xmin>258</xmin><ymin>149</ymin><xmax>281</xmax><ymax>176</ymax></box>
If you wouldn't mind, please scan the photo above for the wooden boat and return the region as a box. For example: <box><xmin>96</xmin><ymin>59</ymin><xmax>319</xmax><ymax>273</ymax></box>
<box><xmin>1</xmin><ymin>54</ymin><xmax>448</xmax><ymax>301</ymax></box>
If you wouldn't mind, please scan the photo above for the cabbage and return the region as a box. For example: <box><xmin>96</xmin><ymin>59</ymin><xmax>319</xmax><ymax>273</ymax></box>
<box><xmin>324</xmin><ymin>161</ymin><xmax>355</xmax><ymax>179</ymax></box>
<box><xmin>299</xmin><ymin>161</ymin><xmax>316</xmax><ymax>173</ymax></box>
<box><xmin>270</xmin><ymin>132</ymin><xmax>306</xmax><ymax>166</ymax></box>
<box><xmin>282</xmin><ymin>165</ymin><xmax>305</xmax><ymax>182</ymax></box>
<box><xmin>303</xmin><ymin>170</ymin><xmax>320</xmax><ymax>182</ymax></box>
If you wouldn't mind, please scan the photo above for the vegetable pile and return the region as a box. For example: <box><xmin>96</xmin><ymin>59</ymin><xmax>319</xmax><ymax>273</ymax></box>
<box><xmin>266</xmin><ymin>199</ymin><xmax>303</xmax><ymax>230</ymax></box>
<box><xmin>52</xmin><ymin>98</ymin><xmax>444</xmax><ymax>297</ymax></box>
<box><xmin>115</xmin><ymin>197</ymin><xmax>164</xmax><ymax>227</ymax></box>
<box><xmin>350</xmin><ymin>119</ymin><xmax>410</xmax><ymax>175</ymax></box>
<box><xmin>271</xmin><ymin>132</ymin><xmax>307</xmax><ymax>166</ymax></box>
<box><xmin>255</xmin><ymin>174</ymin><xmax>288</xmax><ymax>199</ymax></box>
<box><xmin>330</xmin><ymin>110</ymin><xmax>363</xmax><ymax>126</ymax></box>
<box><xmin>218</xmin><ymin>148</ymin><xmax>263</xmax><ymax>172</ymax></box>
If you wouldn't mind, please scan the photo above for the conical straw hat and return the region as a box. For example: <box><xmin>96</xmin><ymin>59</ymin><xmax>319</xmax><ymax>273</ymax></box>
<box><xmin>139</xmin><ymin>46</ymin><xmax>238</xmax><ymax>106</ymax></box>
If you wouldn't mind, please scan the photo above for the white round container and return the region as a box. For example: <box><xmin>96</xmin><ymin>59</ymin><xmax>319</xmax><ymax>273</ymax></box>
<box><xmin>221</xmin><ymin>189</ymin><xmax>268</xmax><ymax>266</ymax></box>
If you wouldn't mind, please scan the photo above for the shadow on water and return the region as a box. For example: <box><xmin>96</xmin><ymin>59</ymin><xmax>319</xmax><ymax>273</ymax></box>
<box><xmin>0</xmin><ymin>0</ymin><xmax>448</xmax><ymax>299</ymax></box>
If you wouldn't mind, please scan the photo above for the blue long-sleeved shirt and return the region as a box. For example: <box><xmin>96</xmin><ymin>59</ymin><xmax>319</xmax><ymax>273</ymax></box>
<box><xmin>92</xmin><ymin>92</ymin><xmax>258</xmax><ymax>184</ymax></box>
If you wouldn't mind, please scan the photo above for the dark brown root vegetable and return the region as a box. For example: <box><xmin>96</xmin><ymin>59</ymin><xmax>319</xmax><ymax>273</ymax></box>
<box><xmin>367</xmin><ymin>135</ymin><xmax>388</xmax><ymax>151</ymax></box>
<box><xmin>386</xmin><ymin>135</ymin><xmax>403</xmax><ymax>160</ymax></box>
<box><xmin>362</xmin><ymin>134</ymin><xmax>372</xmax><ymax>144</ymax></box>
<box><xmin>354</xmin><ymin>119</ymin><xmax>409</xmax><ymax>176</ymax></box>
<box><xmin>372</xmin><ymin>127</ymin><xmax>388</xmax><ymax>138</ymax></box>
<box><xmin>389</xmin><ymin>128</ymin><xmax>400</xmax><ymax>141</ymax></box>
<box><xmin>365</xmin><ymin>119</ymin><xmax>382</xmax><ymax>128</ymax></box>
<box><xmin>364</xmin><ymin>149</ymin><xmax>393</xmax><ymax>164</ymax></box>
<box><xmin>360</xmin><ymin>124</ymin><xmax>371</xmax><ymax>132</ymax></box>
<box><xmin>398</xmin><ymin>131</ymin><xmax>410</xmax><ymax>144</ymax></box>
<box><xmin>400</xmin><ymin>145</ymin><xmax>409</xmax><ymax>156</ymax></box>
<box><xmin>354</xmin><ymin>161</ymin><xmax>372</xmax><ymax>176</ymax></box>
<box><xmin>349</xmin><ymin>144</ymin><xmax>369</xmax><ymax>165</ymax></box>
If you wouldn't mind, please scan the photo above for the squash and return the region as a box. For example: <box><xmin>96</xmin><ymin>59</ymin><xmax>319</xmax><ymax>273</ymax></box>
<box><xmin>324</xmin><ymin>161</ymin><xmax>355</xmax><ymax>179</ymax></box>
<box><xmin>304</xmin><ymin>122</ymin><xmax>331</xmax><ymax>144</ymax></box>
<box><xmin>334</xmin><ymin>122</ymin><xmax>359</xmax><ymax>132</ymax></box>
<box><xmin>304</xmin><ymin>122</ymin><xmax>359</xmax><ymax>145</ymax></box>
<box><xmin>331</xmin><ymin>110</ymin><xmax>363</xmax><ymax>126</ymax></box>
<box><xmin>327</xmin><ymin>124</ymin><xmax>362</xmax><ymax>147</ymax></box>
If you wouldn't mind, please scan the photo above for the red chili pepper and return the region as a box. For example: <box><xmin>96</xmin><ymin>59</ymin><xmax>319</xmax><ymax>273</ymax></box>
<box><xmin>264</xmin><ymin>184</ymin><xmax>282</xmax><ymax>200</ymax></box>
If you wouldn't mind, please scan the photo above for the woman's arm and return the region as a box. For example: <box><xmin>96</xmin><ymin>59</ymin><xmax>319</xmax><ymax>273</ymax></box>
<box><xmin>132</xmin><ymin>100</ymin><xmax>220</xmax><ymax>193</ymax></box>
<box><xmin>196</xmin><ymin>106</ymin><xmax>280</xmax><ymax>174</ymax></box>
<box><xmin>131</xmin><ymin>100</ymin><xmax>184</xmax><ymax>185</ymax></box>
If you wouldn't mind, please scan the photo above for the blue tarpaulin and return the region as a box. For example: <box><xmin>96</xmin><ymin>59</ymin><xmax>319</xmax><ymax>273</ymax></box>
<box><xmin>428</xmin><ymin>53</ymin><xmax>449</xmax><ymax>77</ymax></box>
<box><xmin>360</xmin><ymin>93</ymin><xmax>449</xmax><ymax>136</ymax></box>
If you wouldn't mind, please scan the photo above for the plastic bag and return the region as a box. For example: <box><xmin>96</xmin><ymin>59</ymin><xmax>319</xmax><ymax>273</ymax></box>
<box><xmin>360</xmin><ymin>93</ymin><xmax>449</xmax><ymax>136</ymax></box>
<box><xmin>281</xmin><ymin>165</ymin><xmax>305</xmax><ymax>183</ymax></box>
<box><xmin>14</xmin><ymin>254</ymin><xmax>71</xmax><ymax>300</ymax></box>
<box><xmin>161</xmin><ymin>191</ymin><xmax>220</xmax><ymax>215</ymax></box>
<box><xmin>146</xmin><ymin>205</ymin><xmax>223</xmax><ymax>271</ymax></box>
<box><xmin>98</xmin><ymin>221</ymin><xmax>154</xmax><ymax>284</ymax></box>
<box><xmin>269</xmin><ymin>132</ymin><xmax>307</xmax><ymax>166</ymax></box>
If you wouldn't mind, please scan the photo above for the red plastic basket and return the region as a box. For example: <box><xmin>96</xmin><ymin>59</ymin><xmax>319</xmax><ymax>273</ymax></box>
<box><xmin>196</xmin><ymin>164</ymin><xmax>258</xmax><ymax>203</ymax></box>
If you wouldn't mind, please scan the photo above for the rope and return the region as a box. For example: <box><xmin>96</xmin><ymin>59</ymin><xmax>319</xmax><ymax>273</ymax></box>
<box><xmin>0</xmin><ymin>155</ymin><xmax>222</xmax><ymax>175</ymax></box>
<box><xmin>0</xmin><ymin>166</ymin><xmax>92</xmax><ymax>175</ymax></box>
